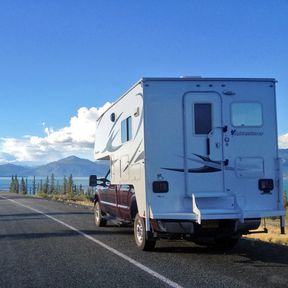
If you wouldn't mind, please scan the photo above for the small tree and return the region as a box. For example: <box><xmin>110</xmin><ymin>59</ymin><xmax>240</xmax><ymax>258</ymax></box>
<box><xmin>9</xmin><ymin>175</ymin><xmax>15</xmax><ymax>193</ymax></box>
<box><xmin>68</xmin><ymin>174</ymin><xmax>73</xmax><ymax>196</ymax></box>
<box><xmin>39</xmin><ymin>179</ymin><xmax>43</xmax><ymax>193</ymax></box>
<box><xmin>14</xmin><ymin>175</ymin><xmax>19</xmax><ymax>194</ymax></box>
<box><xmin>43</xmin><ymin>176</ymin><xmax>49</xmax><ymax>194</ymax></box>
<box><xmin>62</xmin><ymin>176</ymin><xmax>68</xmax><ymax>194</ymax></box>
<box><xmin>20</xmin><ymin>177</ymin><xmax>27</xmax><ymax>194</ymax></box>
<box><xmin>50</xmin><ymin>173</ymin><xmax>55</xmax><ymax>194</ymax></box>
<box><xmin>32</xmin><ymin>176</ymin><xmax>36</xmax><ymax>195</ymax></box>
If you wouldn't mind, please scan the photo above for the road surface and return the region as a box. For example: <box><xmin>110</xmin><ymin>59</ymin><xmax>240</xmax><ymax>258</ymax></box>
<box><xmin>0</xmin><ymin>193</ymin><xmax>287</xmax><ymax>288</ymax></box>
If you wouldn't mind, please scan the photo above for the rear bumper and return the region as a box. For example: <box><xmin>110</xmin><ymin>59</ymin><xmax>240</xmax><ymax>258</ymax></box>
<box><xmin>150</xmin><ymin>218</ymin><xmax>261</xmax><ymax>236</ymax></box>
<box><xmin>152</xmin><ymin>209</ymin><xmax>286</xmax><ymax>221</ymax></box>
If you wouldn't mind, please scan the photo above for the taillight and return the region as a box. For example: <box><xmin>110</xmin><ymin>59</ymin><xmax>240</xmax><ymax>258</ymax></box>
<box><xmin>258</xmin><ymin>179</ymin><xmax>274</xmax><ymax>193</ymax></box>
<box><xmin>152</xmin><ymin>181</ymin><xmax>169</xmax><ymax>193</ymax></box>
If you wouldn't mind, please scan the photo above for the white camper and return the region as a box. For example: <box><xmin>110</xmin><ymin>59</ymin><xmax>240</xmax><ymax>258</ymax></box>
<box><xmin>92</xmin><ymin>77</ymin><xmax>286</xmax><ymax>250</ymax></box>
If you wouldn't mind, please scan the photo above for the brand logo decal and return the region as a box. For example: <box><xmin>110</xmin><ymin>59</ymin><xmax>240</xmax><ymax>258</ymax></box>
<box><xmin>231</xmin><ymin>129</ymin><xmax>263</xmax><ymax>136</ymax></box>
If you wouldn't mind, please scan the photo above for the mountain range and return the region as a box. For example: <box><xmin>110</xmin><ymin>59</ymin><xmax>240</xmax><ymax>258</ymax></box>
<box><xmin>0</xmin><ymin>156</ymin><xmax>108</xmax><ymax>177</ymax></box>
<box><xmin>0</xmin><ymin>150</ymin><xmax>287</xmax><ymax>178</ymax></box>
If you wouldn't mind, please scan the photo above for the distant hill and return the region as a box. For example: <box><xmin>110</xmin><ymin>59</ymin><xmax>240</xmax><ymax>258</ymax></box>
<box><xmin>0</xmin><ymin>163</ymin><xmax>33</xmax><ymax>177</ymax></box>
<box><xmin>0</xmin><ymin>156</ymin><xmax>108</xmax><ymax>177</ymax></box>
<box><xmin>0</xmin><ymin>152</ymin><xmax>287</xmax><ymax>178</ymax></box>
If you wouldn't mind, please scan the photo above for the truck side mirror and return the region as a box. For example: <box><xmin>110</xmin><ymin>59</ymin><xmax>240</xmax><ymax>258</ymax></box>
<box><xmin>89</xmin><ymin>175</ymin><xmax>98</xmax><ymax>187</ymax></box>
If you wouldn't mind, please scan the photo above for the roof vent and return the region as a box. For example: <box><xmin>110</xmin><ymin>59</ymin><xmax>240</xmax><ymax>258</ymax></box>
<box><xmin>223</xmin><ymin>90</ymin><xmax>236</xmax><ymax>96</ymax></box>
<box><xmin>180</xmin><ymin>76</ymin><xmax>202</xmax><ymax>79</ymax></box>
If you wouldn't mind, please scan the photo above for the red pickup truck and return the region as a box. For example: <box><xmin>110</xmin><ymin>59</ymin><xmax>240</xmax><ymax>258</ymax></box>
<box><xmin>92</xmin><ymin>179</ymin><xmax>156</xmax><ymax>250</ymax></box>
<box><xmin>93</xmin><ymin>184</ymin><xmax>138</xmax><ymax>227</ymax></box>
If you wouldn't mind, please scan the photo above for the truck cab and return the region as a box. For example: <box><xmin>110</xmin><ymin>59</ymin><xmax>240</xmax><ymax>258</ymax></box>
<box><xmin>92</xmin><ymin>179</ymin><xmax>138</xmax><ymax>226</ymax></box>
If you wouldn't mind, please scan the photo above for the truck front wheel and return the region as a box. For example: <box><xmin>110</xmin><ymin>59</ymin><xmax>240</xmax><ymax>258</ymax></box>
<box><xmin>134</xmin><ymin>214</ymin><xmax>156</xmax><ymax>251</ymax></box>
<box><xmin>94</xmin><ymin>202</ymin><xmax>107</xmax><ymax>227</ymax></box>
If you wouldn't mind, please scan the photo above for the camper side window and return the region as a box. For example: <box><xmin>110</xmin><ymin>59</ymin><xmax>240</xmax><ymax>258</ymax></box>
<box><xmin>194</xmin><ymin>103</ymin><xmax>212</xmax><ymax>135</ymax></box>
<box><xmin>121</xmin><ymin>116</ymin><xmax>132</xmax><ymax>143</ymax></box>
<box><xmin>231</xmin><ymin>103</ymin><xmax>262</xmax><ymax>127</ymax></box>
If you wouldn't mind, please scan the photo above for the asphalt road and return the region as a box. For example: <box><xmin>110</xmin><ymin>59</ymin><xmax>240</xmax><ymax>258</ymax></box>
<box><xmin>0</xmin><ymin>193</ymin><xmax>288</xmax><ymax>288</ymax></box>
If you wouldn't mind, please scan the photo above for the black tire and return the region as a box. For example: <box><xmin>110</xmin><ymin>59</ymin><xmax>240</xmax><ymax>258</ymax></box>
<box><xmin>134</xmin><ymin>214</ymin><xmax>156</xmax><ymax>251</ymax></box>
<box><xmin>94</xmin><ymin>202</ymin><xmax>107</xmax><ymax>227</ymax></box>
<box><xmin>214</xmin><ymin>234</ymin><xmax>241</xmax><ymax>250</ymax></box>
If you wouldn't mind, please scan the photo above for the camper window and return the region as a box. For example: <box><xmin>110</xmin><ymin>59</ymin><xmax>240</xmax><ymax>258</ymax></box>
<box><xmin>194</xmin><ymin>103</ymin><xmax>212</xmax><ymax>135</ymax></box>
<box><xmin>231</xmin><ymin>102</ymin><xmax>262</xmax><ymax>127</ymax></box>
<box><xmin>121</xmin><ymin>116</ymin><xmax>132</xmax><ymax>143</ymax></box>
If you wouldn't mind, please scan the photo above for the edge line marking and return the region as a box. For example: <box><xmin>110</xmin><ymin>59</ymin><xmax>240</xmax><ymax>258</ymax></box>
<box><xmin>0</xmin><ymin>196</ymin><xmax>183</xmax><ymax>288</ymax></box>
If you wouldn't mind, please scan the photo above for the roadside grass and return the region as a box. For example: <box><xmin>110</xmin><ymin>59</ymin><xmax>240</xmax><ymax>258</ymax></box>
<box><xmin>245</xmin><ymin>207</ymin><xmax>288</xmax><ymax>246</ymax></box>
<box><xmin>37</xmin><ymin>192</ymin><xmax>94</xmax><ymax>207</ymax></box>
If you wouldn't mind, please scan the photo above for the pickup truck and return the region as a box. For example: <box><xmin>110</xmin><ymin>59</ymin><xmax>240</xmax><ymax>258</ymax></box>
<box><xmin>91</xmin><ymin>175</ymin><xmax>156</xmax><ymax>250</ymax></box>
<box><xmin>93</xmin><ymin>184</ymin><xmax>138</xmax><ymax>227</ymax></box>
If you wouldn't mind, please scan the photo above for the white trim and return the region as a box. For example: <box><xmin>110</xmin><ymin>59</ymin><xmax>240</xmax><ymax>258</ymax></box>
<box><xmin>101</xmin><ymin>200</ymin><xmax>117</xmax><ymax>207</ymax></box>
<box><xmin>101</xmin><ymin>200</ymin><xmax>129</xmax><ymax>210</ymax></box>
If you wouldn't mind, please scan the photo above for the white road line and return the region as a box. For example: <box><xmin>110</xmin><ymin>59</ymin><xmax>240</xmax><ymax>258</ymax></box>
<box><xmin>0</xmin><ymin>196</ymin><xmax>183</xmax><ymax>288</ymax></box>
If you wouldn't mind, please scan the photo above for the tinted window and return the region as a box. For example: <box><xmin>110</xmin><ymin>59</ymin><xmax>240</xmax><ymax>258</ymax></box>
<box><xmin>121</xmin><ymin>116</ymin><xmax>132</xmax><ymax>143</ymax></box>
<box><xmin>231</xmin><ymin>103</ymin><xmax>262</xmax><ymax>127</ymax></box>
<box><xmin>194</xmin><ymin>103</ymin><xmax>212</xmax><ymax>134</ymax></box>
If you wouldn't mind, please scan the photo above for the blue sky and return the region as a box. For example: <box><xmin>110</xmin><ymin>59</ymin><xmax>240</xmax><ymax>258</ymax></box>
<box><xmin>0</xmin><ymin>0</ymin><xmax>288</xmax><ymax>164</ymax></box>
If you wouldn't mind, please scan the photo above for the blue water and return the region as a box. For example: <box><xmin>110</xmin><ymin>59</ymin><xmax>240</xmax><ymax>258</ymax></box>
<box><xmin>0</xmin><ymin>176</ymin><xmax>90</xmax><ymax>194</ymax></box>
<box><xmin>1</xmin><ymin>177</ymin><xmax>287</xmax><ymax>200</ymax></box>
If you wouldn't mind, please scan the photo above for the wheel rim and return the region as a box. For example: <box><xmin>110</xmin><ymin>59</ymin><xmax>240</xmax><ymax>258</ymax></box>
<box><xmin>95</xmin><ymin>204</ymin><xmax>100</xmax><ymax>223</ymax></box>
<box><xmin>136</xmin><ymin>219</ymin><xmax>144</xmax><ymax>244</ymax></box>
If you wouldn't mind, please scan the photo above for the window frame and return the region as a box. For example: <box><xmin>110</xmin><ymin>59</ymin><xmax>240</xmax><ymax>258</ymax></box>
<box><xmin>121</xmin><ymin>116</ymin><xmax>132</xmax><ymax>143</ymax></box>
<box><xmin>230</xmin><ymin>102</ymin><xmax>263</xmax><ymax>128</ymax></box>
<box><xmin>193</xmin><ymin>102</ymin><xmax>213</xmax><ymax>136</ymax></box>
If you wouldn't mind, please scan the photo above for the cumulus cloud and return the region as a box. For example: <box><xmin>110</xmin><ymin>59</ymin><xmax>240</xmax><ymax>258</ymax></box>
<box><xmin>1</xmin><ymin>102</ymin><xmax>286</xmax><ymax>166</ymax></box>
<box><xmin>0</xmin><ymin>103</ymin><xmax>111</xmax><ymax>165</ymax></box>
<box><xmin>279</xmin><ymin>133</ymin><xmax>288</xmax><ymax>149</ymax></box>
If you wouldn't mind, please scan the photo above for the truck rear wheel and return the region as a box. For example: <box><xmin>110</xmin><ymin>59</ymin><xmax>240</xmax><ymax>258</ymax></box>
<box><xmin>134</xmin><ymin>214</ymin><xmax>156</xmax><ymax>251</ymax></box>
<box><xmin>94</xmin><ymin>202</ymin><xmax>107</xmax><ymax>227</ymax></box>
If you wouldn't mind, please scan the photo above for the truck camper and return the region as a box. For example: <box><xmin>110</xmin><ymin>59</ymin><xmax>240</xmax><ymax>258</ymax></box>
<box><xmin>90</xmin><ymin>77</ymin><xmax>286</xmax><ymax>250</ymax></box>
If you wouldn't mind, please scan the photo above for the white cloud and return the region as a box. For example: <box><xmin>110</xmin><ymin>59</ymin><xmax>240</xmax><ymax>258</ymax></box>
<box><xmin>0</xmin><ymin>103</ymin><xmax>111</xmax><ymax>165</ymax></box>
<box><xmin>1</xmin><ymin>104</ymin><xmax>286</xmax><ymax>166</ymax></box>
<box><xmin>279</xmin><ymin>133</ymin><xmax>288</xmax><ymax>149</ymax></box>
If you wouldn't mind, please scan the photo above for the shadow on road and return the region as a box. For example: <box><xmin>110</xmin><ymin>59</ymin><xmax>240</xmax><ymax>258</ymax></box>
<box><xmin>0</xmin><ymin>228</ymin><xmax>133</xmax><ymax>242</ymax></box>
<box><xmin>233</xmin><ymin>238</ymin><xmax>288</xmax><ymax>267</ymax></box>
<box><xmin>153</xmin><ymin>237</ymin><xmax>288</xmax><ymax>267</ymax></box>
<box><xmin>0</xmin><ymin>212</ymin><xmax>92</xmax><ymax>218</ymax></box>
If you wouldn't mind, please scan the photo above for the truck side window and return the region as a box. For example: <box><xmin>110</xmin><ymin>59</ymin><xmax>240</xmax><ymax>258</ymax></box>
<box><xmin>194</xmin><ymin>103</ymin><xmax>212</xmax><ymax>135</ymax></box>
<box><xmin>120</xmin><ymin>184</ymin><xmax>130</xmax><ymax>192</ymax></box>
<box><xmin>231</xmin><ymin>102</ymin><xmax>262</xmax><ymax>127</ymax></box>
<box><xmin>121</xmin><ymin>116</ymin><xmax>132</xmax><ymax>143</ymax></box>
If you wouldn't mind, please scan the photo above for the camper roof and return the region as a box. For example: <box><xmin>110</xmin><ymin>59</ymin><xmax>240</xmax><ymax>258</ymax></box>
<box><xmin>97</xmin><ymin>77</ymin><xmax>276</xmax><ymax>121</ymax></box>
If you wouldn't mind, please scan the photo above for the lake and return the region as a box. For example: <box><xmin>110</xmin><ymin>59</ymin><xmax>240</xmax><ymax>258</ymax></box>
<box><xmin>0</xmin><ymin>176</ymin><xmax>90</xmax><ymax>194</ymax></box>
<box><xmin>0</xmin><ymin>176</ymin><xmax>287</xmax><ymax>199</ymax></box>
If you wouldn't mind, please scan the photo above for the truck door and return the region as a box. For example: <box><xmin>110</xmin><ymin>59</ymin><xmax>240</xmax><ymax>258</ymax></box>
<box><xmin>184</xmin><ymin>92</ymin><xmax>225</xmax><ymax>196</ymax></box>
<box><xmin>102</xmin><ymin>184</ymin><xmax>118</xmax><ymax>216</ymax></box>
<box><xmin>117</xmin><ymin>184</ymin><xmax>133</xmax><ymax>220</ymax></box>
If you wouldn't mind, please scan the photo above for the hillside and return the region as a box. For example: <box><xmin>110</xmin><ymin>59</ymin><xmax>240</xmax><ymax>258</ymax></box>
<box><xmin>0</xmin><ymin>156</ymin><xmax>108</xmax><ymax>177</ymax></box>
<box><xmin>0</xmin><ymin>163</ymin><xmax>33</xmax><ymax>176</ymax></box>
<box><xmin>0</xmin><ymin>151</ymin><xmax>287</xmax><ymax>178</ymax></box>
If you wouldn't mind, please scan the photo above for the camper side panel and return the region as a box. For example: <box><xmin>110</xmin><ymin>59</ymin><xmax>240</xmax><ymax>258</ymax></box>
<box><xmin>143</xmin><ymin>81</ymin><xmax>189</xmax><ymax>218</ymax></box>
<box><xmin>94</xmin><ymin>83</ymin><xmax>148</xmax><ymax>217</ymax></box>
